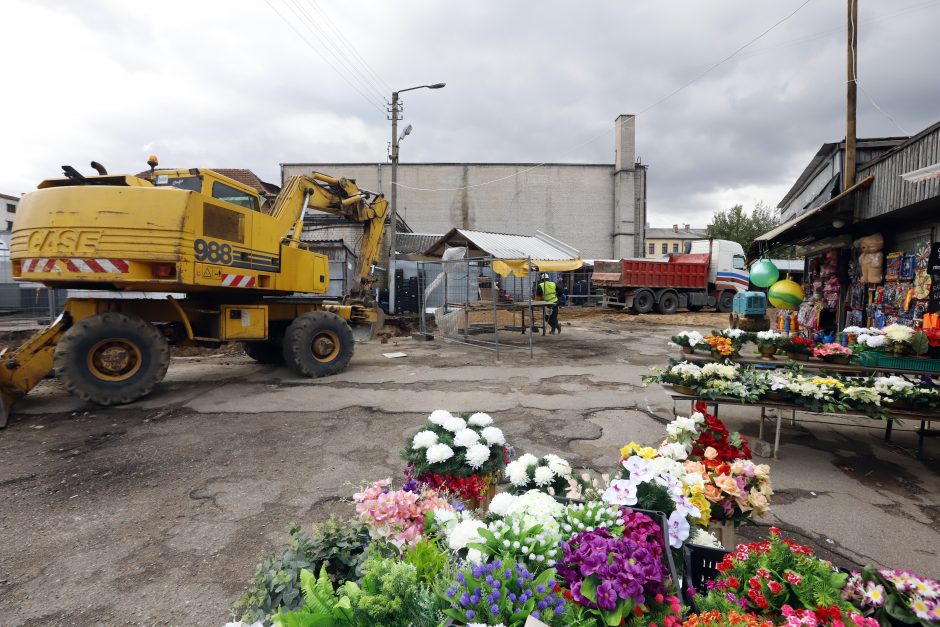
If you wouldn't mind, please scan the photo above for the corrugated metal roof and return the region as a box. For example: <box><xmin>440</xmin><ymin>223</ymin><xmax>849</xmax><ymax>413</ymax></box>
<box><xmin>428</xmin><ymin>228</ymin><xmax>580</xmax><ymax>261</ymax></box>
<box><xmin>396</xmin><ymin>232</ymin><xmax>443</xmax><ymax>255</ymax></box>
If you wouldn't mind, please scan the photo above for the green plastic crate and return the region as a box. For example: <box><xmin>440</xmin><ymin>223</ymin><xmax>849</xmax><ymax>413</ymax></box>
<box><xmin>857</xmin><ymin>351</ymin><xmax>940</xmax><ymax>373</ymax></box>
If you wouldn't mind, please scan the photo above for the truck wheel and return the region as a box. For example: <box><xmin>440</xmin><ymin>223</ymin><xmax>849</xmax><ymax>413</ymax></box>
<box><xmin>632</xmin><ymin>290</ymin><xmax>654</xmax><ymax>314</ymax></box>
<box><xmin>717</xmin><ymin>291</ymin><xmax>735</xmax><ymax>313</ymax></box>
<box><xmin>243</xmin><ymin>340</ymin><xmax>284</xmax><ymax>364</ymax></box>
<box><xmin>656</xmin><ymin>292</ymin><xmax>679</xmax><ymax>314</ymax></box>
<box><xmin>54</xmin><ymin>312</ymin><xmax>170</xmax><ymax>405</ymax></box>
<box><xmin>282</xmin><ymin>311</ymin><xmax>354</xmax><ymax>377</ymax></box>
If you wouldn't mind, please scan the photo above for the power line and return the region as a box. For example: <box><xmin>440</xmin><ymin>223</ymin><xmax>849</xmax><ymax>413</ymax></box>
<box><xmin>848</xmin><ymin>5</ymin><xmax>910</xmax><ymax>136</ymax></box>
<box><xmin>279</xmin><ymin>0</ymin><xmax>388</xmax><ymax>103</ymax></box>
<box><xmin>304</xmin><ymin>0</ymin><xmax>393</xmax><ymax>95</ymax></box>
<box><xmin>396</xmin><ymin>0</ymin><xmax>818</xmax><ymax>194</ymax></box>
<box><xmin>262</xmin><ymin>0</ymin><xmax>386</xmax><ymax>113</ymax></box>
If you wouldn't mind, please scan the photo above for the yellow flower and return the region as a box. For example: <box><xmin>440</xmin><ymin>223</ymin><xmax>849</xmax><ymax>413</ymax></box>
<box><xmin>811</xmin><ymin>377</ymin><xmax>845</xmax><ymax>390</ymax></box>
<box><xmin>690</xmin><ymin>492</ymin><xmax>712</xmax><ymax>525</ymax></box>
<box><xmin>620</xmin><ymin>442</ymin><xmax>658</xmax><ymax>460</ymax></box>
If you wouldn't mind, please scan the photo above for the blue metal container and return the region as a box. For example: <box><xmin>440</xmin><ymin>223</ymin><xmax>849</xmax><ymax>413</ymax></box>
<box><xmin>732</xmin><ymin>291</ymin><xmax>768</xmax><ymax>316</ymax></box>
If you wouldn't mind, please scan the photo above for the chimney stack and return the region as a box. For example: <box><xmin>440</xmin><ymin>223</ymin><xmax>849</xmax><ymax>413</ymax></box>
<box><xmin>673</xmin><ymin>224</ymin><xmax>679</xmax><ymax>233</ymax></box>
<box><xmin>684</xmin><ymin>224</ymin><xmax>690</xmax><ymax>232</ymax></box>
<box><xmin>614</xmin><ymin>114</ymin><xmax>636</xmax><ymax>172</ymax></box>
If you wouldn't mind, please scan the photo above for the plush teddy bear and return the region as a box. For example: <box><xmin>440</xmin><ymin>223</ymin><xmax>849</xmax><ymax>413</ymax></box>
<box><xmin>857</xmin><ymin>233</ymin><xmax>884</xmax><ymax>284</ymax></box>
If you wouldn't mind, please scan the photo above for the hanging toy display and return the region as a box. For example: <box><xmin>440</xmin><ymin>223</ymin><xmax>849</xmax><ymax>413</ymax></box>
<box><xmin>749</xmin><ymin>258</ymin><xmax>780</xmax><ymax>288</ymax></box>
<box><xmin>767</xmin><ymin>277</ymin><xmax>805</xmax><ymax>310</ymax></box>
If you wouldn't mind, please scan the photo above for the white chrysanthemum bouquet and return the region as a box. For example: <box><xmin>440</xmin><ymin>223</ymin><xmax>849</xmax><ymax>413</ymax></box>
<box><xmin>504</xmin><ymin>453</ymin><xmax>572</xmax><ymax>496</ymax></box>
<box><xmin>401</xmin><ymin>410</ymin><xmax>509</xmax><ymax>504</ymax></box>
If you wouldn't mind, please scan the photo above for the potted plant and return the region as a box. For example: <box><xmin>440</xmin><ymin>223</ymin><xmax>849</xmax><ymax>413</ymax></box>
<box><xmin>642</xmin><ymin>361</ymin><xmax>704</xmax><ymax>396</ymax></box>
<box><xmin>882</xmin><ymin>323</ymin><xmax>930</xmax><ymax>357</ymax></box>
<box><xmin>754</xmin><ymin>330</ymin><xmax>783</xmax><ymax>358</ymax></box>
<box><xmin>671</xmin><ymin>330</ymin><xmax>705</xmax><ymax>355</ymax></box>
<box><xmin>401</xmin><ymin>410</ymin><xmax>508</xmax><ymax>509</ymax></box>
<box><xmin>781</xmin><ymin>335</ymin><xmax>814</xmax><ymax>361</ymax></box>
<box><xmin>813</xmin><ymin>342</ymin><xmax>853</xmax><ymax>364</ymax></box>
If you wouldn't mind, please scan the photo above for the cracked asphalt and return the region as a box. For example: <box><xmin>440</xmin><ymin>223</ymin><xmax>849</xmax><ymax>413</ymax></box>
<box><xmin>0</xmin><ymin>314</ymin><xmax>937</xmax><ymax>625</ymax></box>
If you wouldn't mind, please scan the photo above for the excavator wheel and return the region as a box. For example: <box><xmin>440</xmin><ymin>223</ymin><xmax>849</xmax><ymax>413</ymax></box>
<box><xmin>54</xmin><ymin>312</ymin><xmax>170</xmax><ymax>406</ymax></box>
<box><xmin>282</xmin><ymin>311</ymin><xmax>354</xmax><ymax>378</ymax></box>
<box><xmin>243</xmin><ymin>340</ymin><xmax>285</xmax><ymax>364</ymax></box>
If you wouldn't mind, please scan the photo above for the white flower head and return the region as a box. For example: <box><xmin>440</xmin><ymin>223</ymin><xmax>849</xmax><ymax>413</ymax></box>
<box><xmin>480</xmin><ymin>426</ymin><xmax>505</xmax><ymax>446</ymax></box>
<box><xmin>883</xmin><ymin>323</ymin><xmax>914</xmax><ymax>343</ymax></box>
<box><xmin>447</xmin><ymin>518</ymin><xmax>485</xmax><ymax>551</ymax></box>
<box><xmin>533</xmin><ymin>465</ymin><xmax>555</xmax><ymax>486</ymax></box>
<box><xmin>453</xmin><ymin>428</ymin><xmax>480</xmax><ymax>447</ymax></box>
<box><xmin>443</xmin><ymin>416</ymin><xmax>467</xmax><ymax>432</ymax></box>
<box><xmin>428</xmin><ymin>409</ymin><xmax>454</xmax><ymax>425</ymax></box>
<box><xmin>659</xmin><ymin>442</ymin><xmax>689</xmax><ymax>461</ymax></box>
<box><xmin>426</xmin><ymin>443</ymin><xmax>454</xmax><ymax>464</ymax></box>
<box><xmin>516</xmin><ymin>453</ymin><xmax>538</xmax><ymax>467</ymax></box>
<box><xmin>506</xmin><ymin>460</ymin><xmax>531</xmax><ymax>486</ymax></box>
<box><xmin>602</xmin><ymin>479</ymin><xmax>638</xmax><ymax>506</ymax></box>
<box><xmin>690</xmin><ymin>528</ymin><xmax>723</xmax><ymax>548</ymax></box>
<box><xmin>488</xmin><ymin>492</ymin><xmax>517</xmax><ymax>516</ymax></box>
<box><xmin>468</xmin><ymin>412</ymin><xmax>494</xmax><ymax>427</ymax></box>
<box><xmin>411</xmin><ymin>430</ymin><xmax>438</xmax><ymax>449</ymax></box>
<box><xmin>543</xmin><ymin>454</ymin><xmax>571</xmax><ymax>477</ymax></box>
<box><xmin>464</xmin><ymin>443</ymin><xmax>491</xmax><ymax>469</ymax></box>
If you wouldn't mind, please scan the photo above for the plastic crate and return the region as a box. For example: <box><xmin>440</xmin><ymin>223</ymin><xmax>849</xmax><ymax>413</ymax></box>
<box><xmin>682</xmin><ymin>543</ymin><xmax>732</xmax><ymax>610</ymax></box>
<box><xmin>857</xmin><ymin>351</ymin><xmax>940</xmax><ymax>373</ymax></box>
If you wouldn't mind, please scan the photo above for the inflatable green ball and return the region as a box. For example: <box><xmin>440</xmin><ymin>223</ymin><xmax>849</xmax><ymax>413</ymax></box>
<box><xmin>767</xmin><ymin>279</ymin><xmax>804</xmax><ymax>310</ymax></box>
<box><xmin>749</xmin><ymin>258</ymin><xmax>780</xmax><ymax>288</ymax></box>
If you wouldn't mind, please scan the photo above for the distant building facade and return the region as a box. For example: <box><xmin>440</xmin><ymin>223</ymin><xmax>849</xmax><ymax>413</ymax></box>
<box><xmin>282</xmin><ymin>115</ymin><xmax>647</xmax><ymax>260</ymax></box>
<box><xmin>644</xmin><ymin>224</ymin><xmax>707</xmax><ymax>258</ymax></box>
<box><xmin>1</xmin><ymin>193</ymin><xmax>18</xmax><ymax>232</ymax></box>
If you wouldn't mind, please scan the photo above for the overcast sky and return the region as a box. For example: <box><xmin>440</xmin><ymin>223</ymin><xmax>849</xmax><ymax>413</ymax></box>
<box><xmin>2</xmin><ymin>0</ymin><xmax>938</xmax><ymax>226</ymax></box>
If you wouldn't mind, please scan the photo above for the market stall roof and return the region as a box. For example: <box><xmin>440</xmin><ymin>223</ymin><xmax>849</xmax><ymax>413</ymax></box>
<box><xmin>748</xmin><ymin>175</ymin><xmax>874</xmax><ymax>259</ymax></box>
<box><xmin>424</xmin><ymin>228</ymin><xmax>583</xmax><ymax>276</ymax></box>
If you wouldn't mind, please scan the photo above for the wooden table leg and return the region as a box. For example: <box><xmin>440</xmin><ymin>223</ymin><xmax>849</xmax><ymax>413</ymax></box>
<box><xmin>884</xmin><ymin>418</ymin><xmax>894</xmax><ymax>442</ymax></box>
<box><xmin>759</xmin><ymin>407</ymin><xmax>765</xmax><ymax>441</ymax></box>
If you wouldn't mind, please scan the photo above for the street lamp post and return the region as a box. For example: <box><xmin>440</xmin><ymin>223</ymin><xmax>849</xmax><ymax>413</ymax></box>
<box><xmin>388</xmin><ymin>82</ymin><xmax>445</xmax><ymax>314</ymax></box>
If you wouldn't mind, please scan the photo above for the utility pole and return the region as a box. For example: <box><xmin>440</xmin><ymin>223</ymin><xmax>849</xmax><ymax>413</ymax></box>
<box><xmin>845</xmin><ymin>0</ymin><xmax>858</xmax><ymax>189</ymax></box>
<box><xmin>386</xmin><ymin>82</ymin><xmax>445</xmax><ymax>315</ymax></box>
<box><xmin>389</xmin><ymin>91</ymin><xmax>400</xmax><ymax>314</ymax></box>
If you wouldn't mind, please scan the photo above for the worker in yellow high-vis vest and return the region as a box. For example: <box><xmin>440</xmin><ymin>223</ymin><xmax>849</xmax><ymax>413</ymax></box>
<box><xmin>536</xmin><ymin>273</ymin><xmax>562</xmax><ymax>334</ymax></box>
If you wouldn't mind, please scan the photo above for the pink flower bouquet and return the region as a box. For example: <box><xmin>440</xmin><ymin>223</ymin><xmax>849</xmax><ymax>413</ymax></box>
<box><xmin>813</xmin><ymin>343</ymin><xmax>853</xmax><ymax>362</ymax></box>
<box><xmin>352</xmin><ymin>478</ymin><xmax>452</xmax><ymax>548</ymax></box>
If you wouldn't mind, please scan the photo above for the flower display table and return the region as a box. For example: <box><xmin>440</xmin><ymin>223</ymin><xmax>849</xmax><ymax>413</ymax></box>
<box><xmin>666</xmin><ymin>390</ymin><xmax>938</xmax><ymax>460</ymax></box>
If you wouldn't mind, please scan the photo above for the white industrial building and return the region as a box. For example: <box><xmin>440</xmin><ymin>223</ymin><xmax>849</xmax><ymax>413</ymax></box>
<box><xmin>282</xmin><ymin>114</ymin><xmax>647</xmax><ymax>260</ymax></box>
<box><xmin>1</xmin><ymin>193</ymin><xmax>18</xmax><ymax>232</ymax></box>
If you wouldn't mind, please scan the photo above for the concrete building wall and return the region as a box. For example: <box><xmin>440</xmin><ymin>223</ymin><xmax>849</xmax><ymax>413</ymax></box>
<box><xmin>282</xmin><ymin>116</ymin><xmax>646</xmax><ymax>260</ymax></box>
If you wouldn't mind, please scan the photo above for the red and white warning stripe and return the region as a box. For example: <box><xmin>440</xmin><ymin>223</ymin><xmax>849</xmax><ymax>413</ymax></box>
<box><xmin>21</xmin><ymin>258</ymin><xmax>130</xmax><ymax>274</ymax></box>
<box><xmin>221</xmin><ymin>273</ymin><xmax>256</xmax><ymax>288</ymax></box>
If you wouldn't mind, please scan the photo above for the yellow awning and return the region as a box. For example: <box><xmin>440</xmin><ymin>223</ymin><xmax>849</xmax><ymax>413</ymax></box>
<box><xmin>491</xmin><ymin>258</ymin><xmax>584</xmax><ymax>277</ymax></box>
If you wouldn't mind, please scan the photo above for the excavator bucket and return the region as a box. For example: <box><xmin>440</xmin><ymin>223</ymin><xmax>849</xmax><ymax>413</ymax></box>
<box><xmin>0</xmin><ymin>388</ymin><xmax>13</xmax><ymax>429</ymax></box>
<box><xmin>352</xmin><ymin>306</ymin><xmax>385</xmax><ymax>343</ymax></box>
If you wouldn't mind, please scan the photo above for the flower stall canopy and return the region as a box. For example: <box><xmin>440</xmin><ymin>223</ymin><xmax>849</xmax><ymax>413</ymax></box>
<box><xmin>423</xmin><ymin>228</ymin><xmax>583</xmax><ymax>277</ymax></box>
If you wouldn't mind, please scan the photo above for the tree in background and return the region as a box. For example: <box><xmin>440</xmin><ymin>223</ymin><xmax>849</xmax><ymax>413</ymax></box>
<box><xmin>705</xmin><ymin>202</ymin><xmax>778</xmax><ymax>248</ymax></box>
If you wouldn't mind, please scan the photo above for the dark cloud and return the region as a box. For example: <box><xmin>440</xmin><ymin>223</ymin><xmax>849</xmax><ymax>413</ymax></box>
<box><xmin>1</xmin><ymin>0</ymin><xmax>937</xmax><ymax>227</ymax></box>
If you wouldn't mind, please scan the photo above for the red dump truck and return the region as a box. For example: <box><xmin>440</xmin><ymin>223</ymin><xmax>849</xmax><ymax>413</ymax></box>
<box><xmin>592</xmin><ymin>239</ymin><xmax>748</xmax><ymax>314</ymax></box>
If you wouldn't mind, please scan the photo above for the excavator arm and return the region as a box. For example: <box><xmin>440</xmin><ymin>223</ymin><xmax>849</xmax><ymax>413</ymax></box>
<box><xmin>272</xmin><ymin>172</ymin><xmax>388</xmax><ymax>296</ymax></box>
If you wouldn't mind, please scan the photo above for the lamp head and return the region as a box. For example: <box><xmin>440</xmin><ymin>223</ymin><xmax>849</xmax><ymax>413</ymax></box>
<box><xmin>428</xmin><ymin>82</ymin><xmax>446</xmax><ymax>89</ymax></box>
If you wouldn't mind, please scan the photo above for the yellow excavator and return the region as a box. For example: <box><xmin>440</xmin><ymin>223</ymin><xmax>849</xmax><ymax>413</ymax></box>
<box><xmin>0</xmin><ymin>158</ymin><xmax>389</xmax><ymax>427</ymax></box>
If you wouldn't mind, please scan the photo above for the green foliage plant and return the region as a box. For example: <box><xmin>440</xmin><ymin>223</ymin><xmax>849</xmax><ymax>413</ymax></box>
<box><xmin>231</xmin><ymin>519</ymin><xmax>371</xmax><ymax>624</ymax></box>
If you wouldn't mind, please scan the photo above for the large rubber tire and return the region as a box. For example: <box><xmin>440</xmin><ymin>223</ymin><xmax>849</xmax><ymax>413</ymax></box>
<box><xmin>657</xmin><ymin>292</ymin><xmax>679</xmax><ymax>315</ymax></box>
<box><xmin>54</xmin><ymin>312</ymin><xmax>170</xmax><ymax>405</ymax></box>
<box><xmin>717</xmin><ymin>291</ymin><xmax>735</xmax><ymax>313</ymax></box>
<box><xmin>282</xmin><ymin>311</ymin><xmax>354</xmax><ymax>378</ymax></box>
<box><xmin>243</xmin><ymin>340</ymin><xmax>284</xmax><ymax>364</ymax></box>
<box><xmin>632</xmin><ymin>290</ymin><xmax>655</xmax><ymax>314</ymax></box>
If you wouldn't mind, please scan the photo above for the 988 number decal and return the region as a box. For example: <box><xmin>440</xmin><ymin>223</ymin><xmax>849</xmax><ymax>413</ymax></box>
<box><xmin>193</xmin><ymin>239</ymin><xmax>232</xmax><ymax>264</ymax></box>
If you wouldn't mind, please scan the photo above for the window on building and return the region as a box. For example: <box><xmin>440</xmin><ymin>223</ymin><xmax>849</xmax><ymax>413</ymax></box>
<box><xmin>6</xmin><ymin>221</ymin><xmax>12</xmax><ymax>231</ymax></box>
<box><xmin>661</xmin><ymin>243</ymin><xmax>668</xmax><ymax>255</ymax></box>
<box><xmin>673</xmin><ymin>243</ymin><xmax>679</xmax><ymax>253</ymax></box>
<box><xmin>212</xmin><ymin>182</ymin><xmax>259</xmax><ymax>211</ymax></box>
<box><xmin>6</xmin><ymin>203</ymin><xmax>15</xmax><ymax>214</ymax></box>
<box><xmin>648</xmin><ymin>243</ymin><xmax>655</xmax><ymax>255</ymax></box>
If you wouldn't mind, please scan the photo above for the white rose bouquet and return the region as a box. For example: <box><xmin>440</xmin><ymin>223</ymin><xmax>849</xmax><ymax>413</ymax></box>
<box><xmin>504</xmin><ymin>453</ymin><xmax>572</xmax><ymax>495</ymax></box>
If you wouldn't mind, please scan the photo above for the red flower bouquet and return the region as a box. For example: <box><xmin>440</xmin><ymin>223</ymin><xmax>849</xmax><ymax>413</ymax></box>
<box><xmin>690</xmin><ymin>401</ymin><xmax>752</xmax><ymax>463</ymax></box>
